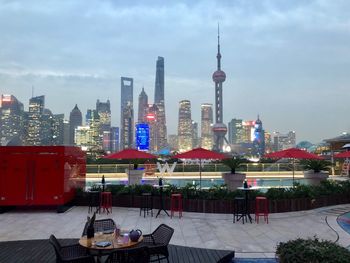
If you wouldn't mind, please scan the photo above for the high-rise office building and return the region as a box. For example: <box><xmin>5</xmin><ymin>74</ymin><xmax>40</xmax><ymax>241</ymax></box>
<box><xmin>192</xmin><ymin>121</ymin><xmax>199</xmax><ymax>148</ymax></box>
<box><xmin>52</xmin><ymin>114</ymin><xmax>64</xmax><ymax>145</ymax></box>
<box><xmin>110</xmin><ymin>126</ymin><xmax>119</xmax><ymax>152</ymax></box>
<box><xmin>200</xmin><ymin>103</ymin><xmax>213</xmax><ymax>150</ymax></box>
<box><xmin>242</xmin><ymin>120</ymin><xmax>255</xmax><ymax>143</ymax></box>
<box><xmin>96</xmin><ymin>100</ymin><xmax>111</xmax><ymax>132</ymax></box>
<box><xmin>154</xmin><ymin>56</ymin><xmax>167</xmax><ymax>150</ymax></box>
<box><xmin>27</xmin><ymin>95</ymin><xmax>45</xmax><ymax>146</ymax></box>
<box><xmin>120</xmin><ymin>77</ymin><xmax>134</xmax><ymax>149</ymax></box>
<box><xmin>145</xmin><ymin>104</ymin><xmax>158</xmax><ymax>152</ymax></box>
<box><xmin>252</xmin><ymin>116</ymin><xmax>265</xmax><ymax>156</ymax></box>
<box><xmin>273</xmin><ymin>131</ymin><xmax>296</xmax><ymax>151</ymax></box>
<box><xmin>41</xmin><ymin>108</ymin><xmax>54</xmax><ymax>145</ymax></box>
<box><xmin>69</xmin><ymin>104</ymin><xmax>82</xmax><ymax>145</ymax></box>
<box><xmin>154</xmin><ymin>56</ymin><xmax>165</xmax><ymax>104</ymax></box>
<box><xmin>138</xmin><ymin>88</ymin><xmax>148</xmax><ymax>123</ymax></box>
<box><xmin>228</xmin><ymin>118</ymin><xmax>243</xmax><ymax>144</ymax></box>
<box><xmin>0</xmin><ymin>94</ymin><xmax>24</xmax><ymax>146</ymax></box>
<box><xmin>168</xmin><ymin>134</ymin><xmax>178</xmax><ymax>151</ymax></box>
<box><xmin>86</xmin><ymin>109</ymin><xmax>101</xmax><ymax>150</ymax></box>
<box><xmin>212</xmin><ymin>26</ymin><xmax>228</xmax><ymax>152</ymax></box>
<box><xmin>96</xmin><ymin>99</ymin><xmax>111</xmax><ymax>151</ymax></box>
<box><xmin>75</xmin><ymin>126</ymin><xmax>93</xmax><ymax>151</ymax></box>
<box><xmin>178</xmin><ymin>100</ymin><xmax>192</xmax><ymax>152</ymax></box>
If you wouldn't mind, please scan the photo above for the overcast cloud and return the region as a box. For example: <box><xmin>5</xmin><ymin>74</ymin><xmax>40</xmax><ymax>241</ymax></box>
<box><xmin>0</xmin><ymin>0</ymin><xmax>349</xmax><ymax>143</ymax></box>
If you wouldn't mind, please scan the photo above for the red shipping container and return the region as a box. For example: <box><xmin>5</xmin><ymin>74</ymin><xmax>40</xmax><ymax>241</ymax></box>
<box><xmin>0</xmin><ymin>146</ymin><xmax>86</xmax><ymax>210</ymax></box>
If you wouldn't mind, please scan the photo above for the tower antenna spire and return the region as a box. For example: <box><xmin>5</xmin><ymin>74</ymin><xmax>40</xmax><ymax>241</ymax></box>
<box><xmin>216</xmin><ymin>22</ymin><xmax>221</xmax><ymax>70</ymax></box>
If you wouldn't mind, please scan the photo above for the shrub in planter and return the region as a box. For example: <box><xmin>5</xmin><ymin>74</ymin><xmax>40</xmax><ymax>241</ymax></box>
<box><xmin>276</xmin><ymin>237</ymin><xmax>350</xmax><ymax>263</ymax></box>
<box><xmin>222</xmin><ymin>157</ymin><xmax>247</xmax><ymax>190</ymax></box>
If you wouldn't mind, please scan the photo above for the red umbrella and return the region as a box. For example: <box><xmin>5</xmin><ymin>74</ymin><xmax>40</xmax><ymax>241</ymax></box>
<box><xmin>334</xmin><ymin>151</ymin><xmax>350</xmax><ymax>158</ymax></box>
<box><xmin>264</xmin><ymin>148</ymin><xmax>323</xmax><ymax>186</ymax></box>
<box><xmin>104</xmin><ymin>148</ymin><xmax>157</xmax><ymax>160</ymax></box>
<box><xmin>104</xmin><ymin>148</ymin><xmax>157</xmax><ymax>171</ymax></box>
<box><xmin>173</xmin><ymin>147</ymin><xmax>228</xmax><ymax>189</ymax></box>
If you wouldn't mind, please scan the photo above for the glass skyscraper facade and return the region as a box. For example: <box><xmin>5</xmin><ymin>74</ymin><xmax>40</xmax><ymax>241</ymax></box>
<box><xmin>178</xmin><ymin>100</ymin><xmax>192</xmax><ymax>152</ymax></box>
<box><xmin>200</xmin><ymin>103</ymin><xmax>213</xmax><ymax>150</ymax></box>
<box><xmin>120</xmin><ymin>77</ymin><xmax>134</xmax><ymax>149</ymax></box>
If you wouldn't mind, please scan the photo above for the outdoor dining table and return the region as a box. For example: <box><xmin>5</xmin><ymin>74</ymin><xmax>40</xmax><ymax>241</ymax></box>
<box><xmin>79</xmin><ymin>231</ymin><xmax>143</xmax><ymax>262</ymax></box>
<box><xmin>153</xmin><ymin>184</ymin><xmax>170</xmax><ymax>218</ymax></box>
<box><xmin>237</xmin><ymin>186</ymin><xmax>260</xmax><ymax>224</ymax></box>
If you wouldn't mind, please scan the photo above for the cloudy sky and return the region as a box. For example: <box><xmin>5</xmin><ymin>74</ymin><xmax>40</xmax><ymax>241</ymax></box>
<box><xmin>1</xmin><ymin>0</ymin><xmax>349</xmax><ymax>143</ymax></box>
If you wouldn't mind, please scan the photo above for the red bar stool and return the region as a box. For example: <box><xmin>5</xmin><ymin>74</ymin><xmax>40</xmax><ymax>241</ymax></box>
<box><xmin>255</xmin><ymin>196</ymin><xmax>268</xmax><ymax>223</ymax></box>
<box><xmin>100</xmin><ymin>192</ymin><xmax>112</xmax><ymax>214</ymax></box>
<box><xmin>170</xmin><ymin>193</ymin><xmax>182</xmax><ymax>218</ymax></box>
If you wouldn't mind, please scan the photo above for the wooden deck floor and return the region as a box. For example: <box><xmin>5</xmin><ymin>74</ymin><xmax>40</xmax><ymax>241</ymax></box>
<box><xmin>0</xmin><ymin>239</ymin><xmax>234</xmax><ymax>263</ymax></box>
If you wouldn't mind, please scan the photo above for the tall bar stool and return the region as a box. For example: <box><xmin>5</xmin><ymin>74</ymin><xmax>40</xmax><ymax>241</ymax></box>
<box><xmin>140</xmin><ymin>192</ymin><xmax>153</xmax><ymax>218</ymax></box>
<box><xmin>233</xmin><ymin>197</ymin><xmax>248</xmax><ymax>224</ymax></box>
<box><xmin>100</xmin><ymin>192</ymin><xmax>112</xmax><ymax>214</ymax></box>
<box><xmin>170</xmin><ymin>193</ymin><xmax>183</xmax><ymax>218</ymax></box>
<box><xmin>255</xmin><ymin>196</ymin><xmax>269</xmax><ymax>224</ymax></box>
<box><xmin>88</xmin><ymin>191</ymin><xmax>100</xmax><ymax>214</ymax></box>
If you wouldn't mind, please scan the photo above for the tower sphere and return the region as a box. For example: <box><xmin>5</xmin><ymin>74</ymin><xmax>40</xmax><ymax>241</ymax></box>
<box><xmin>212</xmin><ymin>70</ymin><xmax>226</xmax><ymax>83</ymax></box>
<box><xmin>212</xmin><ymin>123</ymin><xmax>227</xmax><ymax>136</ymax></box>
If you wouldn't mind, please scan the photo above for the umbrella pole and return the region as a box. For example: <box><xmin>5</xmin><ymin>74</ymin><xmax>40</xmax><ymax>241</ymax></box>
<box><xmin>292</xmin><ymin>158</ymin><xmax>295</xmax><ymax>188</ymax></box>
<box><xmin>199</xmin><ymin>159</ymin><xmax>202</xmax><ymax>190</ymax></box>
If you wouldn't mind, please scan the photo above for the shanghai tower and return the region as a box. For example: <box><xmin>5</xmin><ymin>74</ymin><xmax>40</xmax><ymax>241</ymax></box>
<box><xmin>154</xmin><ymin>56</ymin><xmax>167</xmax><ymax>149</ymax></box>
<box><xmin>212</xmin><ymin>25</ymin><xmax>228</xmax><ymax>152</ymax></box>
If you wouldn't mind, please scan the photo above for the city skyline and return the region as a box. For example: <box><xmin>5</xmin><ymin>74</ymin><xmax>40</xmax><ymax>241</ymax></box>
<box><xmin>1</xmin><ymin>1</ymin><xmax>350</xmax><ymax>143</ymax></box>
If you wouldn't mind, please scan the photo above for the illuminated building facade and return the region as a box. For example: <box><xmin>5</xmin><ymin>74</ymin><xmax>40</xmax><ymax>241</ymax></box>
<box><xmin>178</xmin><ymin>100</ymin><xmax>192</xmax><ymax>152</ymax></box>
<box><xmin>252</xmin><ymin>116</ymin><xmax>265</xmax><ymax>156</ymax></box>
<box><xmin>273</xmin><ymin>131</ymin><xmax>296</xmax><ymax>151</ymax></box>
<box><xmin>52</xmin><ymin>114</ymin><xmax>64</xmax><ymax>145</ymax></box>
<box><xmin>154</xmin><ymin>56</ymin><xmax>167</xmax><ymax>150</ymax></box>
<box><xmin>0</xmin><ymin>94</ymin><xmax>24</xmax><ymax>145</ymax></box>
<box><xmin>242</xmin><ymin>120</ymin><xmax>255</xmax><ymax>143</ymax></box>
<box><xmin>192</xmin><ymin>121</ymin><xmax>199</xmax><ymax>148</ymax></box>
<box><xmin>228</xmin><ymin>118</ymin><xmax>243</xmax><ymax>144</ymax></box>
<box><xmin>27</xmin><ymin>95</ymin><xmax>45</xmax><ymax>146</ymax></box>
<box><xmin>69</xmin><ymin>104</ymin><xmax>82</xmax><ymax>145</ymax></box>
<box><xmin>86</xmin><ymin>109</ymin><xmax>101</xmax><ymax>150</ymax></box>
<box><xmin>200</xmin><ymin>103</ymin><xmax>213</xmax><ymax>150</ymax></box>
<box><xmin>120</xmin><ymin>77</ymin><xmax>134</xmax><ymax>149</ymax></box>
<box><xmin>138</xmin><ymin>88</ymin><xmax>148</xmax><ymax>123</ymax></box>
<box><xmin>145</xmin><ymin>104</ymin><xmax>158</xmax><ymax>152</ymax></box>
<box><xmin>168</xmin><ymin>134</ymin><xmax>178</xmax><ymax>151</ymax></box>
<box><xmin>96</xmin><ymin>99</ymin><xmax>111</xmax><ymax>151</ymax></box>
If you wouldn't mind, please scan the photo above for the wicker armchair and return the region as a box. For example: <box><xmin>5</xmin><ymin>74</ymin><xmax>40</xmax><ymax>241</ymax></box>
<box><xmin>49</xmin><ymin>235</ymin><xmax>94</xmax><ymax>263</ymax></box>
<box><xmin>141</xmin><ymin>224</ymin><xmax>174</xmax><ymax>263</ymax></box>
<box><xmin>107</xmin><ymin>246</ymin><xmax>150</xmax><ymax>263</ymax></box>
<box><xmin>81</xmin><ymin>218</ymin><xmax>116</xmax><ymax>236</ymax></box>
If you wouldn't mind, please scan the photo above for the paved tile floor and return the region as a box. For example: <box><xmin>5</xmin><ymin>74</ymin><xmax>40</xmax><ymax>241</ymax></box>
<box><xmin>1</xmin><ymin>204</ymin><xmax>350</xmax><ymax>258</ymax></box>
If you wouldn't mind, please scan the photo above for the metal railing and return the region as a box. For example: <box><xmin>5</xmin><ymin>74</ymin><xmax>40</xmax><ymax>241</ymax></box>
<box><xmin>86</xmin><ymin>163</ymin><xmax>303</xmax><ymax>174</ymax></box>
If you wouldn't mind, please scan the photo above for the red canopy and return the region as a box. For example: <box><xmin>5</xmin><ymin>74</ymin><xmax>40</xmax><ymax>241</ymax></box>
<box><xmin>264</xmin><ymin>148</ymin><xmax>322</xmax><ymax>160</ymax></box>
<box><xmin>334</xmin><ymin>151</ymin><xmax>350</xmax><ymax>158</ymax></box>
<box><xmin>104</xmin><ymin>148</ymin><xmax>157</xmax><ymax>159</ymax></box>
<box><xmin>172</xmin><ymin>148</ymin><xmax>228</xmax><ymax>189</ymax></box>
<box><xmin>172</xmin><ymin>147</ymin><xmax>228</xmax><ymax>160</ymax></box>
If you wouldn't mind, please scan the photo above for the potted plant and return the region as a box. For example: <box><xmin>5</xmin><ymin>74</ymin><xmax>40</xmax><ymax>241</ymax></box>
<box><xmin>301</xmin><ymin>159</ymin><xmax>331</xmax><ymax>186</ymax></box>
<box><xmin>221</xmin><ymin>157</ymin><xmax>246</xmax><ymax>190</ymax></box>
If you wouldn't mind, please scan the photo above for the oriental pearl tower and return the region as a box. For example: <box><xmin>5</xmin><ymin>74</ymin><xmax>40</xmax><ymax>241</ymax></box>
<box><xmin>212</xmin><ymin>25</ymin><xmax>228</xmax><ymax>152</ymax></box>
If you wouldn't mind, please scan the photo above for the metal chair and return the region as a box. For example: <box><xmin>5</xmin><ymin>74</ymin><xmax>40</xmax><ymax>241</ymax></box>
<box><xmin>141</xmin><ymin>224</ymin><xmax>174</xmax><ymax>263</ymax></box>
<box><xmin>81</xmin><ymin>218</ymin><xmax>116</xmax><ymax>236</ymax></box>
<box><xmin>49</xmin><ymin>235</ymin><xmax>94</xmax><ymax>263</ymax></box>
<box><xmin>107</xmin><ymin>245</ymin><xmax>150</xmax><ymax>263</ymax></box>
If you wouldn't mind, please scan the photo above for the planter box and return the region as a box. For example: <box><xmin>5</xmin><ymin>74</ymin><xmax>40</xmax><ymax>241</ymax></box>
<box><xmin>303</xmin><ymin>171</ymin><xmax>329</xmax><ymax>186</ymax></box>
<box><xmin>73</xmin><ymin>192</ymin><xmax>349</xmax><ymax>214</ymax></box>
<box><xmin>222</xmin><ymin>173</ymin><xmax>246</xmax><ymax>190</ymax></box>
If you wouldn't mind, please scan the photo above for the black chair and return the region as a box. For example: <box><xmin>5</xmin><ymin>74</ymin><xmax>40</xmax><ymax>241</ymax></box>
<box><xmin>82</xmin><ymin>218</ymin><xmax>116</xmax><ymax>236</ymax></box>
<box><xmin>233</xmin><ymin>197</ymin><xmax>248</xmax><ymax>224</ymax></box>
<box><xmin>140</xmin><ymin>192</ymin><xmax>153</xmax><ymax>218</ymax></box>
<box><xmin>141</xmin><ymin>224</ymin><xmax>174</xmax><ymax>263</ymax></box>
<box><xmin>107</xmin><ymin>246</ymin><xmax>150</xmax><ymax>263</ymax></box>
<box><xmin>49</xmin><ymin>234</ymin><xmax>94</xmax><ymax>263</ymax></box>
<box><xmin>216</xmin><ymin>251</ymin><xmax>235</xmax><ymax>263</ymax></box>
<box><xmin>88</xmin><ymin>191</ymin><xmax>100</xmax><ymax>213</ymax></box>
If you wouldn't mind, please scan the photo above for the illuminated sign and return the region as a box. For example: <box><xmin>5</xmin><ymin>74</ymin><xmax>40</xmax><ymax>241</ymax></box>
<box><xmin>136</xmin><ymin>123</ymin><xmax>150</xmax><ymax>151</ymax></box>
<box><xmin>146</xmin><ymin>113</ymin><xmax>155</xmax><ymax>121</ymax></box>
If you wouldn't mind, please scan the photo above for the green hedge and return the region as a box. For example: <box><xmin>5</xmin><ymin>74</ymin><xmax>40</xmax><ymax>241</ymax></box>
<box><xmin>276</xmin><ymin>237</ymin><xmax>350</xmax><ymax>263</ymax></box>
<box><xmin>84</xmin><ymin>180</ymin><xmax>350</xmax><ymax>201</ymax></box>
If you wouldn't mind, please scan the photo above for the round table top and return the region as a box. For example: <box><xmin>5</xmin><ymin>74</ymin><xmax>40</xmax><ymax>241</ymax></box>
<box><xmin>79</xmin><ymin>232</ymin><xmax>143</xmax><ymax>250</ymax></box>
